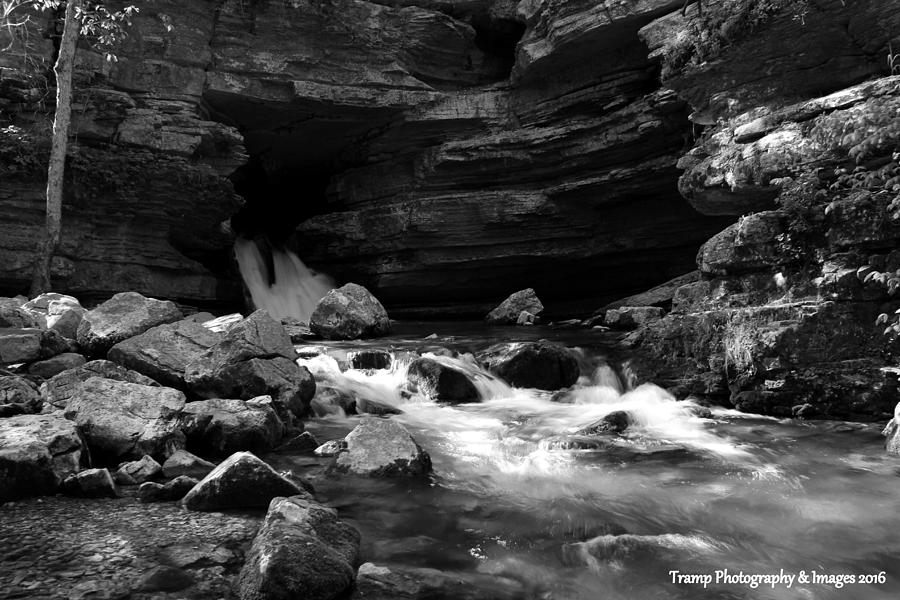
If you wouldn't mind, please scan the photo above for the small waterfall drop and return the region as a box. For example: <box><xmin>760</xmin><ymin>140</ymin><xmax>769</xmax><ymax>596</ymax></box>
<box><xmin>234</xmin><ymin>237</ymin><xmax>334</xmax><ymax>322</ymax></box>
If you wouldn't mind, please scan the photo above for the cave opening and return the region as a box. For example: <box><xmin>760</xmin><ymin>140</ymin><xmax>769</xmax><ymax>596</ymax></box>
<box><xmin>470</xmin><ymin>15</ymin><xmax>526</xmax><ymax>67</ymax></box>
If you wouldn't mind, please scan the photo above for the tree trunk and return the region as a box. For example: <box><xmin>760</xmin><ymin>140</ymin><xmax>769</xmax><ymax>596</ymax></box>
<box><xmin>30</xmin><ymin>0</ymin><xmax>81</xmax><ymax>297</ymax></box>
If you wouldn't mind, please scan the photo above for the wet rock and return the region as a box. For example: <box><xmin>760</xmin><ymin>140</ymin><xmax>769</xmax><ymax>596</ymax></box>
<box><xmin>478</xmin><ymin>341</ymin><xmax>579</xmax><ymax>391</ymax></box>
<box><xmin>279</xmin><ymin>431</ymin><xmax>320</xmax><ymax>452</ymax></box>
<box><xmin>311</xmin><ymin>386</ymin><xmax>358</xmax><ymax>417</ymax></box>
<box><xmin>61</xmin><ymin>468</ymin><xmax>118</xmax><ymax>498</ymax></box>
<box><xmin>407</xmin><ymin>357</ymin><xmax>480</xmax><ymax>403</ymax></box>
<box><xmin>162</xmin><ymin>449</ymin><xmax>216</xmax><ymax>479</ymax></box>
<box><xmin>22</xmin><ymin>293</ymin><xmax>85</xmax><ymax>338</ymax></box>
<box><xmin>136</xmin><ymin>566</ymin><xmax>194</xmax><ymax>593</ymax></box>
<box><xmin>603</xmin><ymin>306</ymin><xmax>665</xmax><ymax>330</ymax></box>
<box><xmin>0</xmin><ymin>298</ymin><xmax>39</xmax><ymax>328</ymax></box>
<box><xmin>883</xmin><ymin>403</ymin><xmax>900</xmax><ymax>456</ymax></box>
<box><xmin>139</xmin><ymin>475</ymin><xmax>199</xmax><ymax>503</ymax></box>
<box><xmin>114</xmin><ymin>455</ymin><xmax>162</xmax><ymax>485</ymax></box>
<box><xmin>0</xmin><ymin>414</ymin><xmax>84</xmax><ymax>501</ymax></box>
<box><xmin>355</xmin><ymin>397</ymin><xmax>404</xmax><ymax>417</ymax></box>
<box><xmin>0</xmin><ymin>375</ymin><xmax>42</xmax><ymax>417</ymax></box>
<box><xmin>42</xmin><ymin>359</ymin><xmax>158</xmax><ymax>411</ymax></box>
<box><xmin>0</xmin><ymin>327</ymin><xmax>68</xmax><ymax>365</ymax></box>
<box><xmin>27</xmin><ymin>352</ymin><xmax>86</xmax><ymax>379</ymax></box>
<box><xmin>185</xmin><ymin>310</ymin><xmax>315</xmax><ymax>420</ymax></box>
<box><xmin>64</xmin><ymin>377</ymin><xmax>186</xmax><ymax>461</ymax></box>
<box><xmin>354</xmin><ymin>562</ymin><xmax>527</xmax><ymax>600</ymax></box>
<box><xmin>76</xmin><ymin>292</ymin><xmax>183</xmax><ymax>356</ymax></box>
<box><xmin>576</xmin><ymin>411</ymin><xmax>631</xmax><ymax>435</ymax></box>
<box><xmin>348</xmin><ymin>349</ymin><xmax>392</xmax><ymax>370</ymax></box>
<box><xmin>281</xmin><ymin>316</ymin><xmax>312</xmax><ymax>342</ymax></box>
<box><xmin>107</xmin><ymin>318</ymin><xmax>222</xmax><ymax>389</ymax></box>
<box><xmin>485</xmin><ymin>288</ymin><xmax>544</xmax><ymax>325</ymax></box>
<box><xmin>335</xmin><ymin>418</ymin><xmax>432</xmax><ymax>477</ymax></box>
<box><xmin>182</xmin><ymin>451</ymin><xmax>308</xmax><ymax>511</ymax></box>
<box><xmin>315</xmin><ymin>440</ymin><xmax>347</xmax><ymax>457</ymax></box>
<box><xmin>239</xmin><ymin>495</ymin><xmax>361</xmax><ymax>600</ymax></box>
<box><xmin>180</xmin><ymin>397</ymin><xmax>285</xmax><ymax>457</ymax></box>
<box><xmin>310</xmin><ymin>283</ymin><xmax>391</xmax><ymax>340</ymax></box>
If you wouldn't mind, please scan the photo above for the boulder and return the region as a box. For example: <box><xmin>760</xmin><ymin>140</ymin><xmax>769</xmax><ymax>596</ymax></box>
<box><xmin>279</xmin><ymin>431</ymin><xmax>320</xmax><ymax>452</ymax></box>
<box><xmin>311</xmin><ymin>386</ymin><xmax>358</xmax><ymax>417</ymax></box>
<box><xmin>139</xmin><ymin>475</ymin><xmax>199</xmax><ymax>503</ymax></box>
<box><xmin>239</xmin><ymin>495</ymin><xmax>361</xmax><ymax>600</ymax></box>
<box><xmin>603</xmin><ymin>306</ymin><xmax>665</xmax><ymax>330</ymax></box>
<box><xmin>180</xmin><ymin>397</ymin><xmax>284</xmax><ymax>457</ymax></box>
<box><xmin>485</xmin><ymin>288</ymin><xmax>544</xmax><ymax>325</ymax></box>
<box><xmin>315</xmin><ymin>440</ymin><xmax>346</xmax><ymax>457</ymax></box>
<box><xmin>185</xmin><ymin>311</ymin><xmax>315</xmax><ymax>420</ymax></box>
<box><xmin>64</xmin><ymin>377</ymin><xmax>186</xmax><ymax>461</ymax></box>
<box><xmin>108</xmin><ymin>319</ymin><xmax>222</xmax><ymax>389</ymax></box>
<box><xmin>354</xmin><ymin>562</ymin><xmax>527</xmax><ymax>600</ymax></box>
<box><xmin>310</xmin><ymin>283</ymin><xmax>391</xmax><ymax>340</ymax></box>
<box><xmin>27</xmin><ymin>352</ymin><xmax>86</xmax><ymax>379</ymax></box>
<box><xmin>348</xmin><ymin>349</ymin><xmax>392</xmax><ymax>370</ymax></box>
<box><xmin>334</xmin><ymin>418</ymin><xmax>432</xmax><ymax>477</ymax></box>
<box><xmin>22</xmin><ymin>293</ymin><xmax>85</xmax><ymax>338</ymax></box>
<box><xmin>478</xmin><ymin>341</ymin><xmax>579</xmax><ymax>391</ymax></box>
<box><xmin>0</xmin><ymin>297</ymin><xmax>39</xmax><ymax>328</ymax></box>
<box><xmin>162</xmin><ymin>448</ymin><xmax>216</xmax><ymax>479</ymax></box>
<box><xmin>42</xmin><ymin>359</ymin><xmax>159</xmax><ymax>411</ymax></box>
<box><xmin>114</xmin><ymin>455</ymin><xmax>162</xmax><ymax>485</ymax></box>
<box><xmin>182</xmin><ymin>451</ymin><xmax>308</xmax><ymax>511</ymax></box>
<box><xmin>61</xmin><ymin>468</ymin><xmax>118</xmax><ymax>498</ymax></box>
<box><xmin>0</xmin><ymin>327</ymin><xmax>69</xmax><ymax>365</ymax></box>
<box><xmin>0</xmin><ymin>414</ymin><xmax>84</xmax><ymax>501</ymax></box>
<box><xmin>0</xmin><ymin>375</ymin><xmax>42</xmax><ymax>417</ymax></box>
<box><xmin>76</xmin><ymin>292</ymin><xmax>183</xmax><ymax>356</ymax></box>
<box><xmin>576</xmin><ymin>411</ymin><xmax>631</xmax><ymax>435</ymax></box>
<box><xmin>355</xmin><ymin>397</ymin><xmax>403</xmax><ymax>417</ymax></box>
<box><xmin>406</xmin><ymin>358</ymin><xmax>480</xmax><ymax>403</ymax></box>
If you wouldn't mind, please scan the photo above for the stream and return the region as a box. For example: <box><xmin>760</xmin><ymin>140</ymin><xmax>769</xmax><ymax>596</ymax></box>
<box><xmin>260</xmin><ymin>323</ymin><xmax>900</xmax><ymax>600</ymax></box>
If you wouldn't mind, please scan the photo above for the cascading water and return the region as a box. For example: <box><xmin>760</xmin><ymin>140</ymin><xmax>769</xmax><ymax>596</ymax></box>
<box><xmin>277</xmin><ymin>333</ymin><xmax>900</xmax><ymax>600</ymax></box>
<box><xmin>234</xmin><ymin>237</ymin><xmax>334</xmax><ymax>322</ymax></box>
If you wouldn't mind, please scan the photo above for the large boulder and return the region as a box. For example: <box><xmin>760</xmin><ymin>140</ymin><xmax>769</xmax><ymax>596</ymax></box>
<box><xmin>478</xmin><ymin>341</ymin><xmax>580</xmax><ymax>390</ymax></box>
<box><xmin>185</xmin><ymin>311</ymin><xmax>315</xmax><ymax>421</ymax></box>
<box><xmin>485</xmin><ymin>288</ymin><xmax>544</xmax><ymax>325</ymax></box>
<box><xmin>76</xmin><ymin>292</ymin><xmax>183</xmax><ymax>356</ymax></box>
<box><xmin>0</xmin><ymin>328</ymin><xmax>69</xmax><ymax>365</ymax></box>
<box><xmin>406</xmin><ymin>357</ymin><xmax>480</xmax><ymax>403</ymax></box>
<box><xmin>27</xmin><ymin>352</ymin><xmax>86</xmax><ymax>379</ymax></box>
<box><xmin>310</xmin><ymin>283</ymin><xmax>391</xmax><ymax>340</ymax></box>
<box><xmin>0</xmin><ymin>414</ymin><xmax>84</xmax><ymax>502</ymax></box>
<box><xmin>64</xmin><ymin>377</ymin><xmax>186</xmax><ymax>461</ymax></box>
<box><xmin>182</xmin><ymin>451</ymin><xmax>308</xmax><ymax>511</ymax></box>
<box><xmin>22</xmin><ymin>293</ymin><xmax>85</xmax><ymax>338</ymax></box>
<box><xmin>334</xmin><ymin>418</ymin><xmax>432</xmax><ymax>477</ymax></box>
<box><xmin>0</xmin><ymin>375</ymin><xmax>42</xmax><ymax>417</ymax></box>
<box><xmin>42</xmin><ymin>359</ymin><xmax>159</xmax><ymax>411</ymax></box>
<box><xmin>180</xmin><ymin>397</ymin><xmax>285</xmax><ymax>457</ymax></box>
<box><xmin>108</xmin><ymin>318</ymin><xmax>222</xmax><ymax>389</ymax></box>
<box><xmin>239</xmin><ymin>495</ymin><xmax>361</xmax><ymax>600</ymax></box>
<box><xmin>0</xmin><ymin>297</ymin><xmax>39</xmax><ymax>328</ymax></box>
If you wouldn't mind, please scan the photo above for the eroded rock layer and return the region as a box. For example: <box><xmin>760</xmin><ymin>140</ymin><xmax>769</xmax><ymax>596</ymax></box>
<box><xmin>2</xmin><ymin>0</ymin><xmax>729</xmax><ymax>314</ymax></box>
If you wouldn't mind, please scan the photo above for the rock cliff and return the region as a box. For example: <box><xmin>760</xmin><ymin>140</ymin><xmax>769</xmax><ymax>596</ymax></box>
<box><xmin>1</xmin><ymin>0</ymin><xmax>729</xmax><ymax>314</ymax></box>
<box><xmin>625</xmin><ymin>0</ymin><xmax>900</xmax><ymax>420</ymax></box>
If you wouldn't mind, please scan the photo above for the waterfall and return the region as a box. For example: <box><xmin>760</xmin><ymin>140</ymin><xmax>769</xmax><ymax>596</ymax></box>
<box><xmin>234</xmin><ymin>237</ymin><xmax>334</xmax><ymax>323</ymax></box>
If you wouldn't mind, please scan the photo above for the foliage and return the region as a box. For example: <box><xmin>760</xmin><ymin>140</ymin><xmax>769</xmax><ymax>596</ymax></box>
<box><xmin>660</xmin><ymin>0</ymin><xmax>845</xmax><ymax>79</ymax></box>
<box><xmin>0</xmin><ymin>123</ymin><xmax>51</xmax><ymax>177</ymax></box>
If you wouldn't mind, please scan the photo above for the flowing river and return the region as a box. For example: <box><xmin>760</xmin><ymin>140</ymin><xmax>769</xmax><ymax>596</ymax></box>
<box><xmin>259</xmin><ymin>324</ymin><xmax>900</xmax><ymax>600</ymax></box>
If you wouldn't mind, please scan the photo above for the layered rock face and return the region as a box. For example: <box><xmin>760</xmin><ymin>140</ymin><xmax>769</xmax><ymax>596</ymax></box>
<box><xmin>625</xmin><ymin>0</ymin><xmax>900</xmax><ymax>420</ymax></box>
<box><xmin>1</xmin><ymin>0</ymin><xmax>728</xmax><ymax>315</ymax></box>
